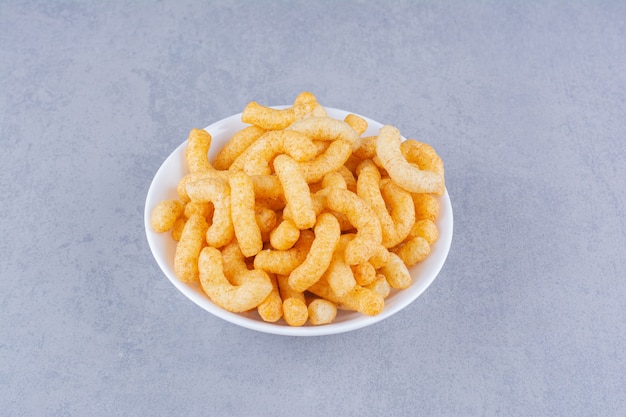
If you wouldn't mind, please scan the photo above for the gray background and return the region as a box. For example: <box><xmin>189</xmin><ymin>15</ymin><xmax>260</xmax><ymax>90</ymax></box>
<box><xmin>1</xmin><ymin>1</ymin><xmax>625</xmax><ymax>416</ymax></box>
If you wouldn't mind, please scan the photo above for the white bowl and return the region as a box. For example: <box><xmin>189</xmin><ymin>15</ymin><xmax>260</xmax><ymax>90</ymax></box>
<box><xmin>144</xmin><ymin>107</ymin><xmax>453</xmax><ymax>336</ymax></box>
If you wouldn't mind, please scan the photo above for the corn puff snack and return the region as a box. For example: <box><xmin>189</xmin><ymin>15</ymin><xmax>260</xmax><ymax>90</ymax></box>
<box><xmin>150</xmin><ymin>91</ymin><xmax>446</xmax><ymax>326</ymax></box>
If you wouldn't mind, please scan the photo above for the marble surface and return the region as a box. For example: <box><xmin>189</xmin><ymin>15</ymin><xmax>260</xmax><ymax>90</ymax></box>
<box><xmin>1</xmin><ymin>1</ymin><xmax>625</xmax><ymax>415</ymax></box>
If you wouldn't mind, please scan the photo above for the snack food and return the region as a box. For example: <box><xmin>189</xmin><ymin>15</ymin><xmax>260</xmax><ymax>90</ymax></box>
<box><xmin>149</xmin><ymin>92</ymin><xmax>446</xmax><ymax>327</ymax></box>
<box><xmin>376</xmin><ymin>125</ymin><xmax>445</xmax><ymax>195</ymax></box>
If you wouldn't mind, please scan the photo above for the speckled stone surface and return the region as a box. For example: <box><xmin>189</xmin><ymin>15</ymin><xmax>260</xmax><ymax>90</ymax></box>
<box><xmin>1</xmin><ymin>1</ymin><xmax>625</xmax><ymax>415</ymax></box>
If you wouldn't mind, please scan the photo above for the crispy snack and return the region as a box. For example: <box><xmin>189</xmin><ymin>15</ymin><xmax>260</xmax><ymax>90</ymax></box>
<box><xmin>378</xmin><ymin>252</ymin><xmax>412</xmax><ymax>289</ymax></box>
<box><xmin>277</xmin><ymin>274</ymin><xmax>308</xmax><ymax>326</ymax></box>
<box><xmin>325</xmin><ymin>188</ymin><xmax>382</xmax><ymax>265</ymax></box>
<box><xmin>293</xmin><ymin>91</ymin><xmax>327</xmax><ymax>119</ymax></box>
<box><xmin>170</xmin><ymin>216</ymin><xmax>186</xmax><ymax>242</ymax></box>
<box><xmin>318</xmin><ymin>234</ymin><xmax>356</xmax><ymax>297</ymax></box>
<box><xmin>368</xmin><ymin>245</ymin><xmax>391</xmax><ymax>269</ymax></box>
<box><xmin>351</xmin><ymin>261</ymin><xmax>376</xmax><ymax>286</ymax></box>
<box><xmin>174</xmin><ymin>214</ymin><xmax>209</xmax><ymax>283</ymax></box>
<box><xmin>257</xmin><ymin>272</ymin><xmax>283</xmax><ymax>322</ymax></box>
<box><xmin>255</xmin><ymin>205</ymin><xmax>278</xmax><ymax>243</ymax></box>
<box><xmin>151</xmin><ymin>91</ymin><xmax>447</xmax><ymax>326</ymax></box>
<box><xmin>288</xmin><ymin>213</ymin><xmax>341</xmax><ymax>292</ymax></box>
<box><xmin>298</xmin><ymin>139</ymin><xmax>352</xmax><ymax>183</ymax></box>
<box><xmin>213</xmin><ymin>125</ymin><xmax>265</xmax><ymax>170</ymax></box>
<box><xmin>412</xmin><ymin>192</ymin><xmax>440</xmax><ymax>222</ymax></box>
<box><xmin>287</xmin><ymin>116</ymin><xmax>361</xmax><ymax>150</ymax></box>
<box><xmin>356</xmin><ymin>161</ymin><xmax>415</xmax><ymax>248</ymax></box>
<box><xmin>249</xmin><ymin>174</ymin><xmax>284</xmax><ymax>200</ymax></box>
<box><xmin>185</xmin><ymin>128</ymin><xmax>213</xmax><ymax>173</ymax></box>
<box><xmin>376</xmin><ymin>125</ymin><xmax>445</xmax><ymax>195</ymax></box>
<box><xmin>185</xmin><ymin>177</ymin><xmax>234</xmax><ymax>248</ymax></box>
<box><xmin>336</xmin><ymin>165</ymin><xmax>357</xmax><ymax>193</ymax></box>
<box><xmin>253</xmin><ymin>230</ymin><xmax>315</xmax><ymax>275</ymax></box>
<box><xmin>269</xmin><ymin>218</ymin><xmax>301</xmax><ymax>250</ymax></box>
<box><xmin>409</xmin><ymin>218</ymin><xmax>439</xmax><ymax>245</ymax></box>
<box><xmin>343</xmin><ymin>113</ymin><xmax>368</xmax><ymax>136</ymax></box>
<box><xmin>308</xmin><ymin>279</ymin><xmax>384</xmax><ymax>316</ymax></box>
<box><xmin>392</xmin><ymin>236</ymin><xmax>431</xmax><ymax>267</ymax></box>
<box><xmin>150</xmin><ymin>199</ymin><xmax>184</xmax><ymax>233</ymax></box>
<box><xmin>229</xmin><ymin>130</ymin><xmax>318</xmax><ymax>175</ymax></box>
<box><xmin>229</xmin><ymin>171</ymin><xmax>263</xmax><ymax>257</ymax></box>
<box><xmin>353</xmin><ymin>136</ymin><xmax>377</xmax><ymax>160</ymax></box>
<box><xmin>183</xmin><ymin>201</ymin><xmax>213</xmax><ymax>219</ymax></box>
<box><xmin>222</xmin><ymin>242</ymin><xmax>283</xmax><ymax>322</ymax></box>
<box><xmin>176</xmin><ymin>169</ymin><xmax>230</xmax><ymax>202</ymax></box>
<box><xmin>307</xmin><ymin>298</ymin><xmax>337</xmax><ymax>325</ymax></box>
<box><xmin>320</xmin><ymin>171</ymin><xmax>347</xmax><ymax>191</ymax></box>
<box><xmin>198</xmin><ymin>247</ymin><xmax>272</xmax><ymax>313</ymax></box>
<box><xmin>221</xmin><ymin>242</ymin><xmax>250</xmax><ymax>284</ymax></box>
<box><xmin>241</xmin><ymin>101</ymin><xmax>295</xmax><ymax>130</ymax></box>
<box><xmin>365</xmin><ymin>274</ymin><xmax>391</xmax><ymax>299</ymax></box>
<box><xmin>274</xmin><ymin>154</ymin><xmax>316</xmax><ymax>230</ymax></box>
<box><xmin>401</xmin><ymin>139</ymin><xmax>445</xmax><ymax>177</ymax></box>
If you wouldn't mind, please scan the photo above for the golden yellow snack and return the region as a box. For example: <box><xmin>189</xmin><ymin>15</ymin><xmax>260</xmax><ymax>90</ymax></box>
<box><xmin>356</xmin><ymin>160</ymin><xmax>415</xmax><ymax>248</ymax></box>
<box><xmin>317</xmin><ymin>233</ymin><xmax>356</xmax><ymax>297</ymax></box>
<box><xmin>378</xmin><ymin>251</ymin><xmax>412</xmax><ymax>289</ymax></box>
<box><xmin>325</xmin><ymin>188</ymin><xmax>382</xmax><ymax>265</ymax></box>
<box><xmin>185</xmin><ymin>128</ymin><xmax>213</xmax><ymax>173</ymax></box>
<box><xmin>307</xmin><ymin>298</ymin><xmax>337</xmax><ymax>325</ymax></box>
<box><xmin>288</xmin><ymin>213</ymin><xmax>341</xmax><ymax>292</ymax></box>
<box><xmin>273</xmin><ymin>154</ymin><xmax>316</xmax><ymax>230</ymax></box>
<box><xmin>409</xmin><ymin>218</ymin><xmax>439</xmax><ymax>245</ymax></box>
<box><xmin>198</xmin><ymin>247</ymin><xmax>272</xmax><ymax>313</ymax></box>
<box><xmin>253</xmin><ymin>230</ymin><xmax>315</xmax><ymax>275</ymax></box>
<box><xmin>336</xmin><ymin>165</ymin><xmax>357</xmax><ymax>193</ymax></box>
<box><xmin>150</xmin><ymin>91</ymin><xmax>449</xmax><ymax>325</ymax></box>
<box><xmin>308</xmin><ymin>280</ymin><xmax>384</xmax><ymax>316</ymax></box>
<box><xmin>343</xmin><ymin>113</ymin><xmax>368</xmax><ymax>136</ymax></box>
<box><xmin>376</xmin><ymin>125</ymin><xmax>445</xmax><ymax>195</ymax></box>
<box><xmin>381</xmin><ymin>179</ymin><xmax>416</xmax><ymax>246</ymax></box>
<box><xmin>185</xmin><ymin>177</ymin><xmax>234</xmax><ymax>248</ymax></box>
<box><xmin>255</xmin><ymin>205</ymin><xmax>278</xmax><ymax>243</ymax></box>
<box><xmin>365</xmin><ymin>274</ymin><xmax>391</xmax><ymax>299</ymax></box>
<box><xmin>228</xmin><ymin>171</ymin><xmax>263</xmax><ymax>257</ymax></box>
<box><xmin>277</xmin><ymin>274</ymin><xmax>308</xmax><ymax>326</ymax></box>
<box><xmin>412</xmin><ymin>192</ymin><xmax>440</xmax><ymax>222</ymax></box>
<box><xmin>257</xmin><ymin>273</ymin><xmax>283</xmax><ymax>323</ymax></box>
<box><xmin>368</xmin><ymin>244</ymin><xmax>390</xmax><ymax>269</ymax></box>
<box><xmin>174</xmin><ymin>213</ymin><xmax>209</xmax><ymax>283</ymax></box>
<box><xmin>221</xmin><ymin>242</ymin><xmax>249</xmax><ymax>284</ymax></box>
<box><xmin>293</xmin><ymin>91</ymin><xmax>327</xmax><ymax>119</ymax></box>
<box><xmin>221</xmin><ymin>242</ymin><xmax>282</xmax><ymax>322</ymax></box>
<box><xmin>255</xmin><ymin>196</ymin><xmax>286</xmax><ymax>212</ymax></box>
<box><xmin>351</xmin><ymin>261</ymin><xmax>376</xmax><ymax>286</ymax></box>
<box><xmin>229</xmin><ymin>130</ymin><xmax>318</xmax><ymax>176</ymax></box>
<box><xmin>176</xmin><ymin>169</ymin><xmax>230</xmax><ymax>202</ymax></box>
<box><xmin>286</xmin><ymin>116</ymin><xmax>361</xmax><ymax>150</ymax></box>
<box><xmin>183</xmin><ymin>201</ymin><xmax>213</xmax><ymax>219</ymax></box>
<box><xmin>392</xmin><ymin>236</ymin><xmax>431</xmax><ymax>267</ymax></box>
<box><xmin>320</xmin><ymin>171</ymin><xmax>347</xmax><ymax>191</ymax></box>
<box><xmin>241</xmin><ymin>101</ymin><xmax>295</xmax><ymax>130</ymax></box>
<box><xmin>249</xmin><ymin>175</ymin><xmax>284</xmax><ymax>200</ymax></box>
<box><xmin>269</xmin><ymin>218</ymin><xmax>301</xmax><ymax>250</ymax></box>
<box><xmin>170</xmin><ymin>216</ymin><xmax>186</xmax><ymax>242</ymax></box>
<box><xmin>150</xmin><ymin>199</ymin><xmax>184</xmax><ymax>233</ymax></box>
<box><xmin>352</xmin><ymin>135</ymin><xmax>377</xmax><ymax>160</ymax></box>
<box><xmin>298</xmin><ymin>139</ymin><xmax>352</xmax><ymax>183</ymax></box>
<box><xmin>213</xmin><ymin>125</ymin><xmax>265</xmax><ymax>170</ymax></box>
<box><xmin>282</xmin><ymin>171</ymin><xmax>353</xmax><ymax>232</ymax></box>
<box><xmin>401</xmin><ymin>139</ymin><xmax>445</xmax><ymax>177</ymax></box>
